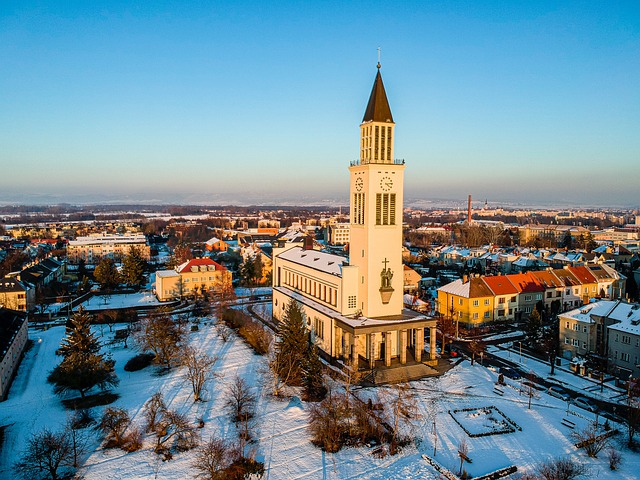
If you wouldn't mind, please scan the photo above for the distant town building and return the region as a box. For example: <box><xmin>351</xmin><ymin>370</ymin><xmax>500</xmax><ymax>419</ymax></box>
<box><xmin>0</xmin><ymin>278</ymin><xmax>34</xmax><ymax>312</ymax></box>
<box><xmin>67</xmin><ymin>233</ymin><xmax>150</xmax><ymax>264</ymax></box>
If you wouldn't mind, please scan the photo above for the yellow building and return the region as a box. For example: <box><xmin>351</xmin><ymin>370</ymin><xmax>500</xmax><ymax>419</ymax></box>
<box><xmin>0</xmin><ymin>278</ymin><xmax>34</xmax><ymax>312</ymax></box>
<box><xmin>437</xmin><ymin>277</ymin><xmax>495</xmax><ymax>328</ymax></box>
<box><xmin>273</xmin><ymin>64</ymin><xmax>437</xmax><ymax>377</ymax></box>
<box><xmin>155</xmin><ymin>258</ymin><xmax>232</xmax><ymax>301</ymax></box>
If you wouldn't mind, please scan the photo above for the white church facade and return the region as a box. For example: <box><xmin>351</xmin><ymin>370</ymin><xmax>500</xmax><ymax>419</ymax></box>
<box><xmin>272</xmin><ymin>64</ymin><xmax>437</xmax><ymax>373</ymax></box>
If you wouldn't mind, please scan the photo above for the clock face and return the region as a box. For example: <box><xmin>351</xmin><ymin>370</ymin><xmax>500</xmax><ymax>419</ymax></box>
<box><xmin>380</xmin><ymin>176</ymin><xmax>393</xmax><ymax>191</ymax></box>
<box><xmin>355</xmin><ymin>177</ymin><xmax>364</xmax><ymax>191</ymax></box>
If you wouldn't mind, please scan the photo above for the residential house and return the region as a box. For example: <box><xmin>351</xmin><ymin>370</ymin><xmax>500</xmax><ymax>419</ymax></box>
<box><xmin>482</xmin><ymin>275</ymin><xmax>519</xmax><ymax>323</ymax></box>
<box><xmin>508</xmin><ymin>272</ymin><xmax>545</xmax><ymax>321</ymax></box>
<box><xmin>155</xmin><ymin>258</ymin><xmax>232</xmax><ymax>301</ymax></box>
<box><xmin>204</xmin><ymin>237</ymin><xmax>229</xmax><ymax>252</ymax></box>
<box><xmin>0</xmin><ymin>308</ymin><xmax>28</xmax><ymax>400</ymax></box>
<box><xmin>0</xmin><ymin>278</ymin><xmax>34</xmax><ymax>312</ymax></box>
<box><xmin>437</xmin><ymin>276</ymin><xmax>495</xmax><ymax>328</ymax></box>
<box><xmin>403</xmin><ymin>265</ymin><xmax>422</xmax><ymax>293</ymax></box>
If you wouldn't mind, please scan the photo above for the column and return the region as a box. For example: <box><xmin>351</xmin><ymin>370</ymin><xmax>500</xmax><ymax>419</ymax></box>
<box><xmin>385</xmin><ymin>331</ymin><xmax>392</xmax><ymax>367</ymax></box>
<box><xmin>400</xmin><ymin>329</ymin><xmax>407</xmax><ymax>364</ymax></box>
<box><xmin>430</xmin><ymin>326</ymin><xmax>437</xmax><ymax>361</ymax></box>
<box><xmin>415</xmin><ymin>327</ymin><xmax>424</xmax><ymax>362</ymax></box>
<box><xmin>335</xmin><ymin>326</ymin><xmax>342</xmax><ymax>359</ymax></box>
<box><xmin>351</xmin><ymin>334</ymin><xmax>358</xmax><ymax>370</ymax></box>
<box><xmin>369</xmin><ymin>333</ymin><xmax>376</xmax><ymax>369</ymax></box>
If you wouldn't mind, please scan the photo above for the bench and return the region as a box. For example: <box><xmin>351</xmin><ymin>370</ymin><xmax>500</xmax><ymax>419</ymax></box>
<box><xmin>493</xmin><ymin>387</ymin><xmax>504</xmax><ymax>396</ymax></box>
<box><xmin>561</xmin><ymin>418</ymin><xmax>575</xmax><ymax>429</ymax></box>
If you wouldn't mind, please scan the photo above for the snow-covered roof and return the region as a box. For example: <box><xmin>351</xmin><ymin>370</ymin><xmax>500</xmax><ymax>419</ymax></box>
<box><xmin>437</xmin><ymin>279</ymin><xmax>469</xmax><ymax>297</ymax></box>
<box><xmin>277</xmin><ymin>246</ymin><xmax>345</xmax><ymax>276</ymax></box>
<box><xmin>156</xmin><ymin>269</ymin><xmax>180</xmax><ymax>278</ymax></box>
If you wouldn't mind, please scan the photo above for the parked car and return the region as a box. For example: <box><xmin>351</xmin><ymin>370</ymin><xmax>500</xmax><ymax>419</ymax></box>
<box><xmin>572</xmin><ymin>396</ymin><xmax>597</xmax><ymax>412</ymax></box>
<box><xmin>548</xmin><ymin>386</ymin><xmax>571</xmax><ymax>402</ymax></box>
<box><xmin>499</xmin><ymin>367</ymin><xmax>521</xmax><ymax>380</ymax></box>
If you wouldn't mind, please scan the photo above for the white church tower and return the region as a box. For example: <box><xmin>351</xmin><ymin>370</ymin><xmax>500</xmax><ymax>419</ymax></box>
<box><xmin>349</xmin><ymin>63</ymin><xmax>405</xmax><ymax>318</ymax></box>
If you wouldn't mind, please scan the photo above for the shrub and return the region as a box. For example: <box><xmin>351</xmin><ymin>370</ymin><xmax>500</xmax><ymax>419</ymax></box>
<box><xmin>122</xmin><ymin>427</ymin><xmax>143</xmax><ymax>452</ymax></box>
<box><xmin>124</xmin><ymin>353</ymin><xmax>155</xmax><ymax>372</ymax></box>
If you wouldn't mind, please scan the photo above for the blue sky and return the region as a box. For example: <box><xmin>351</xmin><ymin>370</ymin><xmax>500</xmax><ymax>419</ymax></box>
<box><xmin>1</xmin><ymin>1</ymin><xmax>639</xmax><ymax>207</ymax></box>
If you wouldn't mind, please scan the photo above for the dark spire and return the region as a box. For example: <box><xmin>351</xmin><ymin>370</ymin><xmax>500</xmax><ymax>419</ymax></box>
<box><xmin>362</xmin><ymin>65</ymin><xmax>393</xmax><ymax>123</ymax></box>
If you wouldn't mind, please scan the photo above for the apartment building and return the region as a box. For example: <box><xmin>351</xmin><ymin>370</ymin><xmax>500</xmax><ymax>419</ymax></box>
<box><xmin>67</xmin><ymin>233</ymin><xmax>151</xmax><ymax>265</ymax></box>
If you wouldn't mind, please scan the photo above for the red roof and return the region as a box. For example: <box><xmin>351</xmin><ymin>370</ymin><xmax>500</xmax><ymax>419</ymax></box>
<box><xmin>567</xmin><ymin>266</ymin><xmax>597</xmax><ymax>284</ymax></box>
<box><xmin>481</xmin><ymin>275</ymin><xmax>519</xmax><ymax>296</ymax></box>
<box><xmin>530</xmin><ymin>270</ymin><xmax>563</xmax><ymax>288</ymax></box>
<box><xmin>177</xmin><ymin>258</ymin><xmax>226</xmax><ymax>274</ymax></box>
<box><xmin>508</xmin><ymin>272</ymin><xmax>545</xmax><ymax>293</ymax></box>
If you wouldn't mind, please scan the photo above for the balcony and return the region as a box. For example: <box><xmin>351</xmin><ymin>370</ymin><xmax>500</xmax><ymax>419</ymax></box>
<box><xmin>350</xmin><ymin>158</ymin><xmax>405</xmax><ymax>167</ymax></box>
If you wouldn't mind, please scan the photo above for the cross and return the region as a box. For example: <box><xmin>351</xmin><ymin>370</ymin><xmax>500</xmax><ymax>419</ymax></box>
<box><xmin>377</xmin><ymin>46</ymin><xmax>381</xmax><ymax>68</ymax></box>
<box><xmin>382</xmin><ymin>257</ymin><xmax>389</xmax><ymax>270</ymax></box>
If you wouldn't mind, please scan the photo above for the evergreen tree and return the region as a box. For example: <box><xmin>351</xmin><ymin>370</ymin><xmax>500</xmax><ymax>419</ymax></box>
<box><xmin>303</xmin><ymin>344</ymin><xmax>327</xmax><ymax>401</ymax></box>
<box><xmin>561</xmin><ymin>231</ymin><xmax>573</xmax><ymax>249</ymax></box>
<box><xmin>48</xmin><ymin>309</ymin><xmax>119</xmax><ymax>398</ymax></box>
<box><xmin>94</xmin><ymin>258</ymin><xmax>121</xmax><ymax>291</ymax></box>
<box><xmin>525</xmin><ymin>308</ymin><xmax>543</xmax><ymax>347</ymax></box>
<box><xmin>273</xmin><ymin>299</ymin><xmax>309</xmax><ymax>386</ymax></box>
<box><xmin>584</xmin><ymin>231</ymin><xmax>597</xmax><ymax>253</ymax></box>
<box><xmin>121</xmin><ymin>246</ymin><xmax>146</xmax><ymax>287</ymax></box>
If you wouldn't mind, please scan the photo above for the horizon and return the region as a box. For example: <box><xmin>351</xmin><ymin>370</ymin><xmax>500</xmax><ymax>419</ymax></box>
<box><xmin>1</xmin><ymin>2</ymin><xmax>639</xmax><ymax>207</ymax></box>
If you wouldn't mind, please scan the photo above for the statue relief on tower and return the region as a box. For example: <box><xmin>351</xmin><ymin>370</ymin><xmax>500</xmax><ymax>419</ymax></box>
<box><xmin>379</xmin><ymin>257</ymin><xmax>394</xmax><ymax>304</ymax></box>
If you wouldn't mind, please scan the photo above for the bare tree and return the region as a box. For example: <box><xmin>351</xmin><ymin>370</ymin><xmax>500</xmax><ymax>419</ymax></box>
<box><xmin>65</xmin><ymin>413</ymin><xmax>89</xmax><ymax>468</ymax></box>
<box><xmin>458</xmin><ymin>438</ymin><xmax>469</xmax><ymax>476</ymax></box>
<box><xmin>134</xmin><ymin>310</ymin><xmax>186</xmax><ymax>370</ymax></box>
<box><xmin>382</xmin><ymin>383</ymin><xmax>421</xmax><ymax>452</ymax></box>
<box><xmin>14</xmin><ymin>428</ymin><xmax>74</xmax><ymax>480</ymax></box>
<box><xmin>607</xmin><ymin>448</ymin><xmax>622</xmax><ymax>470</ymax></box>
<box><xmin>573</xmin><ymin>422</ymin><xmax>611</xmax><ymax>458</ymax></box>
<box><xmin>518</xmin><ymin>456</ymin><xmax>588</xmax><ymax>480</ymax></box>
<box><xmin>308</xmin><ymin>389</ymin><xmax>350</xmax><ymax>453</ymax></box>
<box><xmin>225</xmin><ymin>375</ymin><xmax>256</xmax><ymax>423</ymax></box>
<box><xmin>144</xmin><ymin>391</ymin><xmax>167</xmax><ymax>432</ymax></box>
<box><xmin>183</xmin><ymin>347</ymin><xmax>219</xmax><ymax>402</ymax></box>
<box><xmin>468</xmin><ymin>339</ymin><xmax>486</xmax><ymax>365</ymax></box>
<box><xmin>192</xmin><ymin>435</ymin><xmax>230</xmax><ymax>480</ymax></box>
<box><xmin>98</xmin><ymin>407</ymin><xmax>130</xmax><ymax>448</ymax></box>
<box><xmin>153</xmin><ymin>409</ymin><xmax>198</xmax><ymax>454</ymax></box>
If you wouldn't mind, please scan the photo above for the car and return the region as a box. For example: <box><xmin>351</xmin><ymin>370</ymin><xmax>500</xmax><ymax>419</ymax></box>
<box><xmin>572</xmin><ymin>396</ymin><xmax>597</xmax><ymax>412</ymax></box>
<box><xmin>548</xmin><ymin>386</ymin><xmax>571</xmax><ymax>402</ymax></box>
<box><xmin>499</xmin><ymin>367</ymin><xmax>522</xmax><ymax>380</ymax></box>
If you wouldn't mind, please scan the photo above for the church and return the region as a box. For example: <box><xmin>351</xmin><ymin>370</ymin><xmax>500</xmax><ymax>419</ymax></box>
<box><xmin>272</xmin><ymin>64</ymin><xmax>438</xmax><ymax>377</ymax></box>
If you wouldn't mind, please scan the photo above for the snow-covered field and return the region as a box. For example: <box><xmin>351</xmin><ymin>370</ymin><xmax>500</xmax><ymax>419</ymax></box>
<box><xmin>77</xmin><ymin>292</ymin><xmax>168</xmax><ymax>311</ymax></box>
<box><xmin>2</xmin><ymin>318</ymin><xmax>640</xmax><ymax>479</ymax></box>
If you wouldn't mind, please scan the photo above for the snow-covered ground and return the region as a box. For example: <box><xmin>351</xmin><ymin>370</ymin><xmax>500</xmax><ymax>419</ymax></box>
<box><xmin>76</xmin><ymin>292</ymin><xmax>168</xmax><ymax>311</ymax></box>
<box><xmin>2</xmin><ymin>318</ymin><xmax>640</xmax><ymax>479</ymax></box>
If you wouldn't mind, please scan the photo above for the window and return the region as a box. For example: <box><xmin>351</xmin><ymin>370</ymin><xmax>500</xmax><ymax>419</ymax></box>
<box><xmin>473</xmin><ymin>300</ymin><xmax>479</xmax><ymax>307</ymax></box>
<box><xmin>498</xmin><ymin>310</ymin><xmax>505</xmax><ymax>317</ymax></box>
<box><xmin>546</xmin><ymin>292</ymin><xmax>552</xmax><ymax>298</ymax></box>
<box><xmin>498</xmin><ymin>297</ymin><xmax>505</xmax><ymax>304</ymax></box>
<box><xmin>574</xmin><ymin>324</ymin><xmax>579</xmax><ymax>331</ymax></box>
<box><xmin>375</xmin><ymin>193</ymin><xmax>396</xmax><ymax>225</ymax></box>
<box><xmin>525</xmin><ymin>295</ymin><xmax>532</xmax><ymax>301</ymax></box>
<box><xmin>484</xmin><ymin>312</ymin><xmax>490</xmax><ymax>318</ymax></box>
<box><xmin>348</xmin><ymin>295</ymin><xmax>357</xmax><ymax>308</ymax></box>
<box><xmin>510</xmin><ymin>296</ymin><xmax>516</xmax><ymax>303</ymax></box>
<box><xmin>566</xmin><ymin>289</ymin><xmax>570</xmax><ymax>295</ymax></box>
<box><xmin>583</xmin><ymin>342</ymin><xmax>587</xmax><ymax>349</ymax></box>
<box><xmin>353</xmin><ymin>193</ymin><xmax>365</xmax><ymax>225</ymax></box>
<box><xmin>622</xmin><ymin>335</ymin><xmax>631</xmax><ymax>344</ymax></box>
<box><xmin>614</xmin><ymin>350</ymin><xmax>618</xmax><ymax>359</ymax></box>
<box><xmin>573</xmin><ymin>339</ymin><xmax>579</xmax><ymax>346</ymax></box>
<box><xmin>472</xmin><ymin>313</ymin><xmax>479</xmax><ymax>319</ymax></box>
<box><xmin>621</xmin><ymin>352</ymin><xmax>630</xmax><ymax>362</ymax></box>
<box><xmin>615</xmin><ymin>333</ymin><xmax>619</xmax><ymax>342</ymax></box>
<box><xmin>556</xmin><ymin>291</ymin><xmax>561</xmax><ymax>298</ymax></box>
<box><xmin>484</xmin><ymin>299</ymin><xmax>490</xmax><ymax>306</ymax></box>
<box><xmin>574</xmin><ymin>288</ymin><xmax>579</xmax><ymax>294</ymax></box>
<box><xmin>565</xmin><ymin>321</ymin><xmax>570</xmax><ymax>329</ymax></box>
<box><xmin>565</xmin><ymin>337</ymin><xmax>570</xmax><ymax>344</ymax></box>
<box><xmin>536</xmin><ymin>294</ymin><xmax>542</xmax><ymax>300</ymax></box>
<box><xmin>458</xmin><ymin>312</ymin><xmax>463</xmax><ymax>318</ymax></box>
<box><xmin>458</xmin><ymin>298</ymin><xmax>463</xmax><ymax>306</ymax></box>
<box><xmin>583</xmin><ymin>326</ymin><xmax>587</xmax><ymax>333</ymax></box>
<box><xmin>313</xmin><ymin>318</ymin><xmax>325</xmax><ymax>340</ymax></box>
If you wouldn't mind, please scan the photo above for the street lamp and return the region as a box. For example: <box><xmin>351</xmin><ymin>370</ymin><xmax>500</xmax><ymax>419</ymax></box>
<box><xmin>517</xmin><ymin>341</ymin><xmax>522</xmax><ymax>363</ymax></box>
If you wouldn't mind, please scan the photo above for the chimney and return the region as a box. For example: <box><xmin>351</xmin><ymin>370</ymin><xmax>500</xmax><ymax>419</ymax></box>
<box><xmin>467</xmin><ymin>195</ymin><xmax>472</xmax><ymax>224</ymax></box>
<box><xmin>462</xmin><ymin>274</ymin><xmax>469</xmax><ymax>283</ymax></box>
<box><xmin>303</xmin><ymin>236</ymin><xmax>314</xmax><ymax>250</ymax></box>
